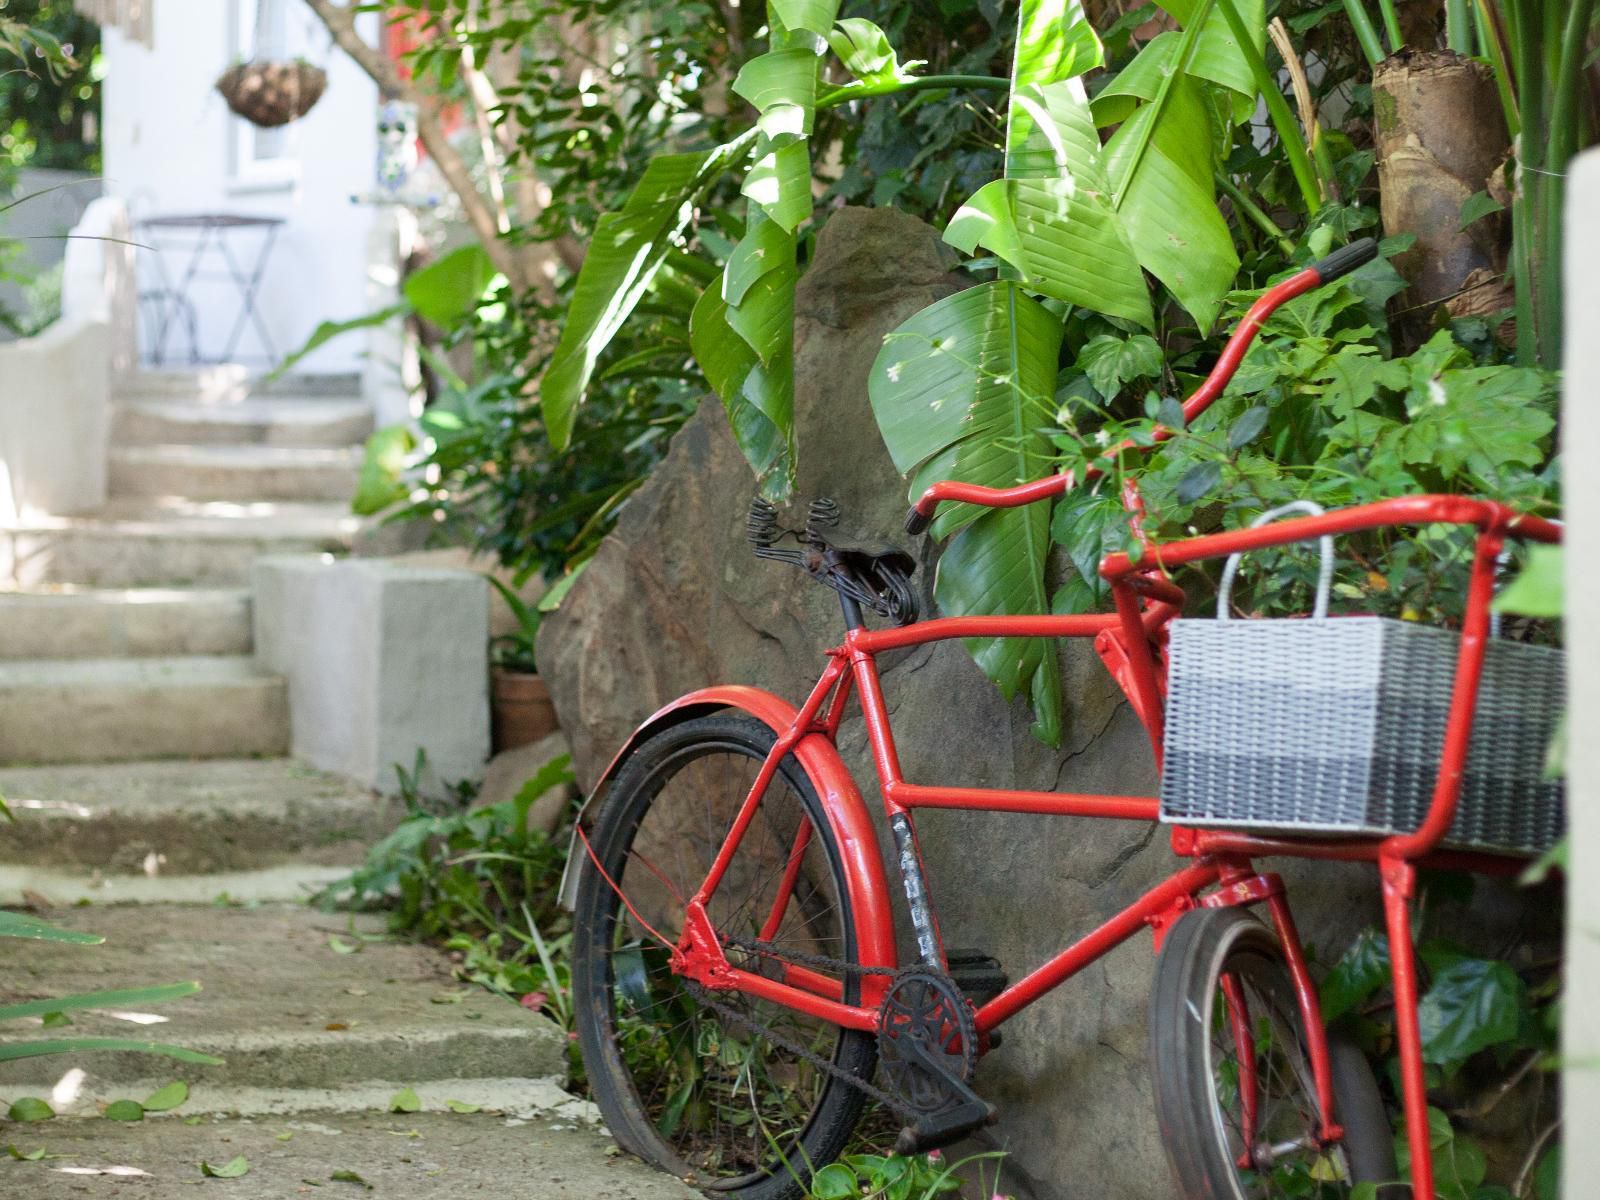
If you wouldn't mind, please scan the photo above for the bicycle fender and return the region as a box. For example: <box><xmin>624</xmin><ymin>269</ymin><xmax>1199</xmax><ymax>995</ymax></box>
<box><xmin>557</xmin><ymin>686</ymin><xmax>898</xmax><ymax>974</ymax></box>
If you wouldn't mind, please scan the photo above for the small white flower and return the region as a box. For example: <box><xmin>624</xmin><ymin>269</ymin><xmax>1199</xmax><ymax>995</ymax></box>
<box><xmin>1095</xmin><ymin>429</ymin><xmax>1112</xmax><ymax>447</ymax></box>
<box><xmin>1428</xmin><ymin>378</ymin><xmax>1447</xmax><ymax>407</ymax></box>
<box><xmin>886</xmin><ymin>362</ymin><xmax>902</xmax><ymax>383</ymax></box>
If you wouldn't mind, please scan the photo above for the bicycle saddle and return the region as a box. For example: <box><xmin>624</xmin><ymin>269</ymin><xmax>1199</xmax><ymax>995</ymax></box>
<box><xmin>747</xmin><ymin>496</ymin><xmax>919</xmax><ymax>626</ymax></box>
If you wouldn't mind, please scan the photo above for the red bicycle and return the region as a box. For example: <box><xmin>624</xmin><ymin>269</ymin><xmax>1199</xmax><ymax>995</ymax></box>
<box><xmin>567</xmin><ymin>237</ymin><xmax>1564</xmax><ymax>1200</ymax></box>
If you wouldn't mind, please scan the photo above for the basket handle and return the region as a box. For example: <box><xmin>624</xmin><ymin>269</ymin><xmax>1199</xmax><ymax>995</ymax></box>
<box><xmin>1216</xmin><ymin>501</ymin><xmax>1335</xmax><ymax>621</ymax></box>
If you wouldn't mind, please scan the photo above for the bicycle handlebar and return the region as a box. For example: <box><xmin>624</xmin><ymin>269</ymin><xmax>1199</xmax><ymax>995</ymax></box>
<box><xmin>904</xmin><ymin>239</ymin><xmax>1381</xmax><ymax>535</ymax></box>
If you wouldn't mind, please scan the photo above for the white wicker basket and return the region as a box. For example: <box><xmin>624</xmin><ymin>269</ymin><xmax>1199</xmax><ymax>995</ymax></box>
<box><xmin>1158</xmin><ymin>503</ymin><xmax>1565</xmax><ymax>856</ymax></box>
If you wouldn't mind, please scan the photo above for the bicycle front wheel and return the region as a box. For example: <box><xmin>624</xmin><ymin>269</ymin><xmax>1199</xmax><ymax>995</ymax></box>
<box><xmin>571</xmin><ymin>714</ymin><xmax>875</xmax><ymax>1200</ymax></box>
<box><xmin>1149</xmin><ymin>907</ymin><xmax>1401</xmax><ymax>1200</ymax></box>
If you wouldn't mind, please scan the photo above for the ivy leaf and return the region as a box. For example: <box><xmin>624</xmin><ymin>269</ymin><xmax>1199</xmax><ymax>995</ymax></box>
<box><xmin>200</xmin><ymin>1156</ymin><xmax>250</xmax><ymax>1178</ymax></box>
<box><xmin>1418</xmin><ymin>958</ymin><xmax>1525</xmax><ymax>1067</ymax></box>
<box><xmin>1227</xmin><ymin>406</ymin><xmax>1269</xmax><ymax>450</ymax></box>
<box><xmin>1320</xmin><ymin>929</ymin><xmax>1390</xmax><ymax>1024</ymax></box>
<box><xmin>1076</xmin><ymin>334</ymin><xmax>1163</xmax><ymax>401</ymax></box>
<box><xmin>1493</xmin><ymin>545</ymin><xmax>1562</xmax><ymax>618</ymax></box>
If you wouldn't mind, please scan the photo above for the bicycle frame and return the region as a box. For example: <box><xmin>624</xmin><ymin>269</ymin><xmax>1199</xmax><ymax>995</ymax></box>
<box><xmin>600</xmin><ymin>244</ymin><xmax>1565</xmax><ymax>1197</ymax></box>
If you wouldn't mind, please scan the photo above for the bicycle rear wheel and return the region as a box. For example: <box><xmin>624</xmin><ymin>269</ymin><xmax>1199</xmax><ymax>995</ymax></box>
<box><xmin>571</xmin><ymin>714</ymin><xmax>875</xmax><ymax>1200</ymax></box>
<box><xmin>1149</xmin><ymin>907</ymin><xmax>1402</xmax><ymax>1200</ymax></box>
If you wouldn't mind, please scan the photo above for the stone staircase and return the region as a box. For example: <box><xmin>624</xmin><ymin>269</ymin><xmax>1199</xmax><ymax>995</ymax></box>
<box><xmin>0</xmin><ymin>369</ymin><xmax>393</xmax><ymax>904</ymax></box>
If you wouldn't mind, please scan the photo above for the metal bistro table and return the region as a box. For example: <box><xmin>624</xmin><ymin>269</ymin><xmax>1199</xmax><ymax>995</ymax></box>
<box><xmin>138</xmin><ymin>213</ymin><xmax>285</xmax><ymax>365</ymax></box>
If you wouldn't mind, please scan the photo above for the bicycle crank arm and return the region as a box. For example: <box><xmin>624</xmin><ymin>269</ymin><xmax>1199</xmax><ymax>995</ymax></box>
<box><xmin>891</xmin><ymin>1034</ymin><xmax>998</xmax><ymax>1155</ymax></box>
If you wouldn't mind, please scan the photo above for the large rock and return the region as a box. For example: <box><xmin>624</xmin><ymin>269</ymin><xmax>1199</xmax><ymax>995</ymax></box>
<box><xmin>537</xmin><ymin>207</ymin><xmax>1550</xmax><ymax>1198</ymax></box>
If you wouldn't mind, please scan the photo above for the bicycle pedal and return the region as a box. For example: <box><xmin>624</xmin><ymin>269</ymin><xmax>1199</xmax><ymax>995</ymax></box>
<box><xmin>893</xmin><ymin>1097</ymin><xmax>998</xmax><ymax>1155</ymax></box>
<box><xmin>945</xmin><ymin>948</ymin><xmax>1007</xmax><ymax>1005</ymax></box>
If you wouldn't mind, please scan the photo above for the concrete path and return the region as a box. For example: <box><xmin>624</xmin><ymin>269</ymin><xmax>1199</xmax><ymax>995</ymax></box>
<box><xmin>0</xmin><ymin>904</ymin><xmax>695</xmax><ymax>1199</ymax></box>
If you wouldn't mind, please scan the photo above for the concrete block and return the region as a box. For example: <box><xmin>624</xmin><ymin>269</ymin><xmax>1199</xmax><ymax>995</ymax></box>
<box><xmin>254</xmin><ymin>555</ymin><xmax>490</xmax><ymax>794</ymax></box>
<box><xmin>1564</xmin><ymin>149</ymin><xmax>1600</xmax><ymax>1200</ymax></box>
<box><xmin>0</xmin><ymin>317</ymin><xmax>111</xmax><ymax>519</ymax></box>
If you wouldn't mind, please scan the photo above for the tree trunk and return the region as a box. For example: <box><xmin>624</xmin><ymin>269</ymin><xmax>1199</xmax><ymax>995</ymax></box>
<box><xmin>1373</xmin><ymin>49</ymin><xmax>1509</xmax><ymax>338</ymax></box>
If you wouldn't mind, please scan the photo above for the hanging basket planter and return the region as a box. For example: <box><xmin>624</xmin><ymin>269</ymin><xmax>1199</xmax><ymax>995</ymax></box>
<box><xmin>215</xmin><ymin>60</ymin><xmax>327</xmax><ymax>128</ymax></box>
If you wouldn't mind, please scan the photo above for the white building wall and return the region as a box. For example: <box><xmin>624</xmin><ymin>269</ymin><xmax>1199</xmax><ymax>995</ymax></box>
<box><xmin>101</xmin><ymin>1</ymin><xmax>380</xmax><ymax>373</ymax></box>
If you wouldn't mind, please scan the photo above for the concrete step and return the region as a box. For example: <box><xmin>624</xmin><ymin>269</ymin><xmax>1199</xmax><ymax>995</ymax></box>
<box><xmin>0</xmin><ymin>904</ymin><xmax>566</xmax><ymax>1098</ymax></box>
<box><xmin>0</xmin><ymin>655</ymin><xmax>289</xmax><ymax>764</ymax></box>
<box><xmin>8</xmin><ymin>1108</ymin><xmax>696</xmax><ymax>1200</ymax></box>
<box><xmin>118</xmin><ymin>368</ymin><xmax>362</xmax><ymax>404</ymax></box>
<box><xmin>1</xmin><ymin>498</ymin><xmax>363</xmax><ymax>587</ymax></box>
<box><xmin>0</xmin><ymin>587</ymin><xmax>251</xmax><ymax>659</ymax></box>
<box><xmin>114</xmin><ymin>396</ymin><xmax>375</xmax><ymax>448</ymax></box>
<box><xmin>0</xmin><ymin>759</ymin><xmax>399</xmax><ymax>886</ymax></box>
<box><xmin>110</xmin><ymin>444</ymin><xmax>364</xmax><ymax>503</ymax></box>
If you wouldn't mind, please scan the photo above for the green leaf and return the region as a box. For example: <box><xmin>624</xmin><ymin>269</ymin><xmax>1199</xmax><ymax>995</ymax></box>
<box><xmin>444</xmin><ymin>1099</ymin><xmax>480</xmax><ymax>1114</ymax></box>
<box><xmin>1320</xmin><ymin>928</ymin><xmax>1390</xmax><ymax>1023</ymax></box>
<box><xmin>0</xmin><ymin>1039</ymin><xmax>222</xmax><ymax>1066</ymax></box>
<box><xmin>7</xmin><ymin>1098</ymin><xmax>53</xmax><ymax>1122</ymax></box>
<box><xmin>5</xmin><ymin>1145</ymin><xmax>47</xmax><ymax>1160</ymax></box>
<box><xmin>1156</xmin><ymin>0</ymin><xmax>1265</xmax><ymax>108</ymax></box>
<box><xmin>330</xmin><ymin>1169</ymin><xmax>373</xmax><ymax>1189</ymax></box>
<box><xmin>1493</xmin><ymin>545</ymin><xmax>1562</xmax><ymax>617</ymax></box>
<box><xmin>1077</xmin><ymin>334</ymin><xmax>1163</xmax><ymax>400</ymax></box>
<box><xmin>402</xmin><ymin>245</ymin><xmax>496</xmax><ymax>326</ymax></box>
<box><xmin>826</xmin><ymin>18</ymin><xmax>897</xmax><ymax>81</ymax></box>
<box><xmin>200</xmin><ymin>1156</ymin><xmax>250</xmax><ymax>1179</ymax></box>
<box><xmin>1459</xmin><ymin>189</ymin><xmax>1505</xmax><ymax>232</ymax></box>
<box><xmin>1013</xmin><ymin>0</ymin><xmax>1102</xmax><ymax>87</ymax></box>
<box><xmin>769</xmin><ymin>0</ymin><xmax>840</xmax><ymax>35</ymax></box>
<box><xmin>39</xmin><ymin>1012</ymin><xmax>70</xmax><ymax>1029</ymax></box>
<box><xmin>1227</xmin><ymin>405</ymin><xmax>1269</xmax><ymax>450</ymax></box>
<box><xmin>262</xmin><ymin>305</ymin><xmax>408</xmax><ymax>386</ymax></box>
<box><xmin>869</xmin><ymin>281</ymin><xmax>1063</xmax><ymax>742</ymax></box>
<box><xmin>741</xmin><ymin>139</ymin><xmax>812</xmax><ymax>233</ymax></box>
<box><xmin>1418</xmin><ymin>958</ymin><xmax>1525</xmax><ymax>1067</ymax></box>
<box><xmin>389</xmin><ymin>1087</ymin><xmax>421</xmax><ymax>1114</ymax></box>
<box><xmin>351</xmin><ymin>425</ymin><xmax>417</xmax><ymax>518</ymax></box>
<box><xmin>540</xmin><ymin>132</ymin><xmax>757</xmax><ymax>450</ymax></box>
<box><xmin>103</xmin><ymin>1100</ymin><xmax>144</xmax><ymax>1122</ymax></box>
<box><xmin>947</xmin><ymin>72</ymin><xmax>1151</xmax><ymax>326</ymax></box>
<box><xmin>809</xmin><ymin>1162</ymin><xmax>859</xmax><ymax>1200</ymax></box>
<box><xmin>732</xmin><ymin>49</ymin><xmax>817</xmax><ymax>138</ymax></box>
<box><xmin>1105</xmin><ymin>70</ymin><xmax>1239</xmax><ymax>330</ymax></box>
<box><xmin>327</xmin><ymin>934</ymin><xmax>359</xmax><ymax>956</ymax></box>
<box><xmin>0</xmin><ymin>982</ymin><xmax>201</xmax><ymax>1024</ymax></box>
<box><xmin>691</xmin><ymin>275</ymin><xmax>793</xmax><ymax>497</ymax></box>
<box><xmin>1534</xmin><ymin>1144</ymin><xmax>1560</xmax><ymax>1200</ymax></box>
<box><xmin>143</xmin><ymin>1081</ymin><xmax>189</xmax><ymax>1112</ymax></box>
<box><xmin>1175</xmin><ymin>460</ymin><xmax>1222</xmax><ymax>504</ymax></box>
<box><xmin>0</xmin><ymin>912</ymin><xmax>102</xmax><ymax>944</ymax></box>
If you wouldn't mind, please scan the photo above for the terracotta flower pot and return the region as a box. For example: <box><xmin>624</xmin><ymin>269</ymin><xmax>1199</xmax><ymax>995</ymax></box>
<box><xmin>491</xmin><ymin>668</ymin><xmax>559</xmax><ymax>753</ymax></box>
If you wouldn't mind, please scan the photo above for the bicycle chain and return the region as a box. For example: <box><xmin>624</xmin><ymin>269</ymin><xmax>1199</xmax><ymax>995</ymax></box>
<box><xmin>682</xmin><ymin>936</ymin><xmax>922</xmax><ymax>1124</ymax></box>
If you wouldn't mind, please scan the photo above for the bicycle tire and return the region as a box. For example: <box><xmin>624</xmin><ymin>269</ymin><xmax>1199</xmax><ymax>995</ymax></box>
<box><xmin>572</xmin><ymin>714</ymin><xmax>875</xmax><ymax>1200</ymax></box>
<box><xmin>1149</xmin><ymin>907</ymin><xmax>1403</xmax><ymax>1200</ymax></box>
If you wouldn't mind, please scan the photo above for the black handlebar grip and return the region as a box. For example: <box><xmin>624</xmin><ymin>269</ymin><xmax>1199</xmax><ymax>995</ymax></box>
<box><xmin>904</xmin><ymin>507</ymin><xmax>932</xmax><ymax>536</ymax></box>
<box><xmin>1310</xmin><ymin>237</ymin><xmax>1379</xmax><ymax>283</ymax></box>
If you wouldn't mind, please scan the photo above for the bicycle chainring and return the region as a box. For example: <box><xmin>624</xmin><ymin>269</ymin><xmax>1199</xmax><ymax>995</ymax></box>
<box><xmin>876</xmin><ymin>969</ymin><xmax>978</xmax><ymax>1116</ymax></box>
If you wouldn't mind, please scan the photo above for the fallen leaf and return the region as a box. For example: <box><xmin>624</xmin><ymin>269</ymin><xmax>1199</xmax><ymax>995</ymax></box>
<box><xmin>430</xmin><ymin>991</ymin><xmax>465</xmax><ymax>1005</ymax></box>
<box><xmin>327</xmin><ymin>935</ymin><xmax>358</xmax><ymax>955</ymax></box>
<box><xmin>7</xmin><ymin>1098</ymin><xmax>53</xmax><ymax>1123</ymax></box>
<box><xmin>444</xmin><ymin>1100</ymin><xmax>480</xmax><ymax>1114</ymax></box>
<box><xmin>275</xmin><ymin>1131</ymin><xmax>294</xmax><ymax>1142</ymax></box>
<box><xmin>183</xmin><ymin>1116</ymin><xmax>206</xmax><ymax>1126</ymax></box>
<box><xmin>330</xmin><ymin>1168</ymin><xmax>373</xmax><ymax>1188</ymax></box>
<box><xmin>388</xmin><ymin>1087</ymin><xmax>420</xmax><ymax>1114</ymax></box>
<box><xmin>324</xmin><ymin>1023</ymin><xmax>349</xmax><ymax>1032</ymax></box>
<box><xmin>199</xmin><ymin>1156</ymin><xmax>250</xmax><ymax>1178</ymax></box>
<box><xmin>5</xmin><ymin>1146</ymin><xmax>46</xmax><ymax>1161</ymax></box>
<box><xmin>144</xmin><ymin>1081</ymin><xmax>189</xmax><ymax>1112</ymax></box>
<box><xmin>343</xmin><ymin>988</ymin><xmax>369</xmax><ymax>997</ymax></box>
<box><xmin>40</xmin><ymin>1011</ymin><xmax>71</xmax><ymax>1029</ymax></box>
<box><xmin>103</xmin><ymin>1100</ymin><xmax>144</xmax><ymax>1122</ymax></box>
